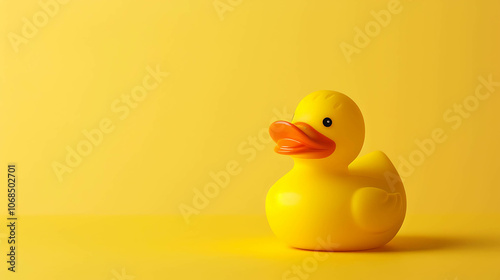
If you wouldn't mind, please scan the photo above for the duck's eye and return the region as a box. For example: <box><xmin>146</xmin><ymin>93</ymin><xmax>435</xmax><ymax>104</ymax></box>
<box><xmin>323</xmin><ymin>117</ymin><xmax>332</xmax><ymax>127</ymax></box>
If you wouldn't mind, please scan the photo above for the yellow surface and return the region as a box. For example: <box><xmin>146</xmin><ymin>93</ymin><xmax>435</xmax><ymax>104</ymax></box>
<box><xmin>1</xmin><ymin>215</ymin><xmax>500</xmax><ymax>279</ymax></box>
<box><xmin>0</xmin><ymin>0</ymin><xmax>500</xmax><ymax>278</ymax></box>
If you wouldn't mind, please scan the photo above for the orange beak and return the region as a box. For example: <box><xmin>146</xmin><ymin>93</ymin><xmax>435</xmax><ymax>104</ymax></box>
<box><xmin>269</xmin><ymin>121</ymin><xmax>336</xmax><ymax>159</ymax></box>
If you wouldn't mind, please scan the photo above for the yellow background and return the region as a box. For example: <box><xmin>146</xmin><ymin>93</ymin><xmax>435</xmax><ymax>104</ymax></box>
<box><xmin>1</xmin><ymin>0</ymin><xmax>499</xmax><ymax>279</ymax></box>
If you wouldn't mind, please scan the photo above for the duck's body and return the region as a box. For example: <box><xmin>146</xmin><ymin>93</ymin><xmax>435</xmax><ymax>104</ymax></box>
<box><xmin>266</xmin><ymin>151</ymin><xmax>405</xmax><ymax>251</ymax></box>
<box><xmin>266</xmin><ymin>91</ymin><xmax>406</xmax><ymax>251</ymax></box>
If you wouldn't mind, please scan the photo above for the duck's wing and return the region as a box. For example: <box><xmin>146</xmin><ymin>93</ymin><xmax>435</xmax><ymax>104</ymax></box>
<box><xmin>349</xmin><ymin>151</ymin><xmax>406</xmax><ymax>233</ymax></box>
<box><xmin>351</xmin><ymin>187</ymin><xmax>405</xmax><ymax>233</ymax></box>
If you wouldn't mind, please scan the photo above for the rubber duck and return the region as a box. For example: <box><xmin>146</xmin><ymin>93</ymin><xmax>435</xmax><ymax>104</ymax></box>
<box><xmin>266</xmin><ymin>90</ymin><xmax>406</xmax><ymax>251</ymax></box>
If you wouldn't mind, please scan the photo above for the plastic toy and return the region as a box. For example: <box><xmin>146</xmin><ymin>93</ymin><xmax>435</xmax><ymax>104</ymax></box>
<box><xmin>266</xmin><ymin>90</ymin><xmax>406</xmax><ymax>251</ymax></box>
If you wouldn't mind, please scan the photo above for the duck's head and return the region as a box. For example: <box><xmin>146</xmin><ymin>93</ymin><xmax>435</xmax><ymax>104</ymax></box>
<box><xmin>269</xmin><ymin>90</ymin><xmax>365</xmax><ymax>170</ymax></box>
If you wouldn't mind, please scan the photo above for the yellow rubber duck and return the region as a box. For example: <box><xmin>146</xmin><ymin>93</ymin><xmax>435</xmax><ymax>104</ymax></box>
<box><xmin>266</xmin><ymin>90</ymin><xmax>406</xmax><ymax>251</ymax></box>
